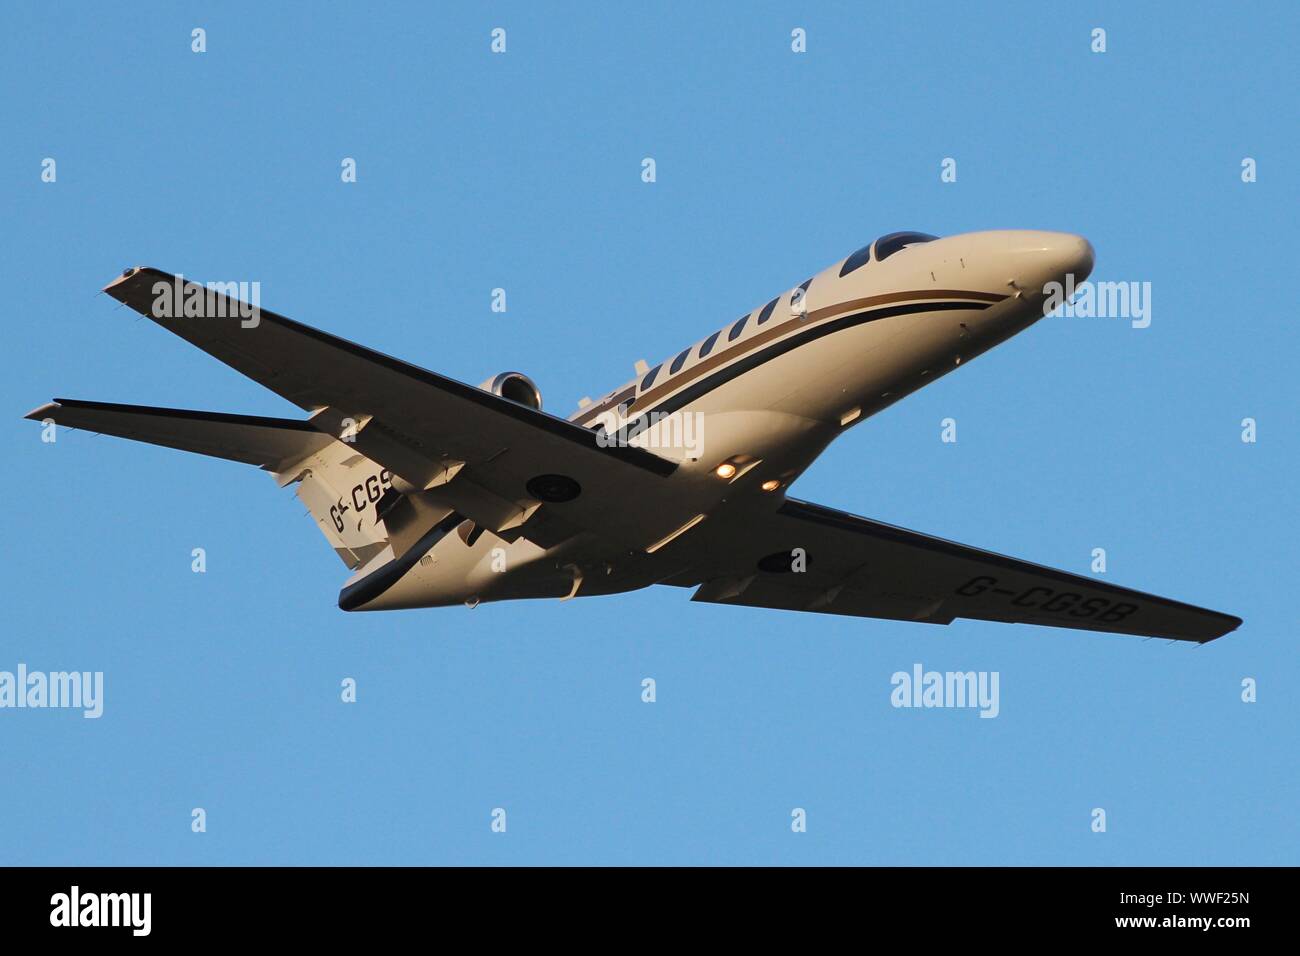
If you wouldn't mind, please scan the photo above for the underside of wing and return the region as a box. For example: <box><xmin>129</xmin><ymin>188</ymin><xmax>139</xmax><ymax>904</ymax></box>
<box><xmin>99</xmin><ymin>268</ymin><xmax>681</xmax><ymax>550</ymax></box>
<box><xmin>682</xmin><ymin>497</ymin><xmax>1242</xmax><ymax>643</ymax></box>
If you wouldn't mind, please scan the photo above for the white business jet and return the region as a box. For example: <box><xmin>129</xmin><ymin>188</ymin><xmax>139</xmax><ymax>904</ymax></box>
<box><xmin>26</xmin><ymin>230</ymin><xmax>1241</xmax><ymax>641</ymax></box>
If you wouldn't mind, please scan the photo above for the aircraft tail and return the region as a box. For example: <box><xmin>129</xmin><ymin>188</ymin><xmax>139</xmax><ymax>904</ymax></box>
<box><xmin>25</xmin><ymin>398</ymin><xmax>393</xmax><ymax>569</ymax></box>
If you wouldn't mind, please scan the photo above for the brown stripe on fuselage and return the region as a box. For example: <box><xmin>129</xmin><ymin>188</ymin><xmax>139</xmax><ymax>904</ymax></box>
<box><xmin>573</xmin><ymin>288</ymin><xmax>1007</xmax><ymax>425</ymax></box>
<box><xmin>805</xmin><ymin>288</ymin><xmax>1005</xmax><ymax>322</ymax></box>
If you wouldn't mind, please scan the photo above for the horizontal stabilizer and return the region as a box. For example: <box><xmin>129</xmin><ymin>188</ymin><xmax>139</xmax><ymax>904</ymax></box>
<box><xmin>26</xmin><ymin>398</ymin><xmax>333</xmax><ymax>472</ymax></box>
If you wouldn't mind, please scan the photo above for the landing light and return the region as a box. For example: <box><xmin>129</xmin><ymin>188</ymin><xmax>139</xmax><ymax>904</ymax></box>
<box><xmin>760</xmin><ymin>479</ymin><xmax>782</xmax><ymax>492</ymax></box>
<box><xmin>714</xmin><ymin>463</ymin><xmax>737</xmax><ymax>480</ymax></box>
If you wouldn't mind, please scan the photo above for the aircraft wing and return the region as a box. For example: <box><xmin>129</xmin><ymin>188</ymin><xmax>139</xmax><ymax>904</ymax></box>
<box><xmin>683</xmin><ymin>497</ymin><xmax>1241</xmax><ymax>643</ymax></box>
<box><xmin>101</xmin><ymin>267</ymin><xmax>678</xmax><ymax>549</ymax></box>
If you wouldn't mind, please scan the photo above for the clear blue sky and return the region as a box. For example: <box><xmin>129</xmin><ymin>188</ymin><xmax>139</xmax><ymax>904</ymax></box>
<box><xmin>2</xmin><ymin>1</ymin><xmax>1296</xmax><ymax>865</ymax></box>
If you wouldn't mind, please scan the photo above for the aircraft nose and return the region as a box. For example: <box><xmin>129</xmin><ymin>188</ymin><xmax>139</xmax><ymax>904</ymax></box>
<box><xmin>1052</xmin><ymin>233</ymin><xmax>1094</xmax><ymax>280</ymax></box>
<box><xmin>1005</xmin><ymin>231</ymin><xmax>1094</xmax><ymax>289</ymax></box>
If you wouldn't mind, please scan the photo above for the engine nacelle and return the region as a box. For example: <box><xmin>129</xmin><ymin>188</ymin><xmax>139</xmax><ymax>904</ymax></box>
<box><xmin>479</xmin><ymin>371</ymin><xmax>542</xmax><ymax>411</ymax></box>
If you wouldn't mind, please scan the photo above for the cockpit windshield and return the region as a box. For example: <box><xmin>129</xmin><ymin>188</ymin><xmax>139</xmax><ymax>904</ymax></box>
<box><xmin>874</xmin><ymin>231</ymin><xmax>938</xmax><ymax>260</ymax></box>
<box><xmin>839</xmin><ymin>231</ymin><xmax>939</xmax><ymax>277</ymax></box>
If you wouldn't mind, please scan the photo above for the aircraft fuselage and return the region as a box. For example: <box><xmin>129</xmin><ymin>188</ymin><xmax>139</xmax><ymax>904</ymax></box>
<box><xmin>367</xmin><ymin>230</ymin><xmax>1095</xmax><ymax>611</ymax></box>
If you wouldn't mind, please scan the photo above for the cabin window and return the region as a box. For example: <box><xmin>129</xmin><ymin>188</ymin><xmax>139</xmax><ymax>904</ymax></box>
<box><xmin>756</xmin><ymin>297</ymin><xmax>779</xmax><ymax>325</ymax></box>
<box><xmin>640</xmin><ymin>363</ymin><xmax>663</xmax><ymax>391</ymax></box>
<box><xmin>670</xmin><ymin>348</ymin><xmax>690</xmax><ymax>375</ymax></box>
<box><xmin>699</xmin><ymin>330</ymin><xmax>722</xmax><ymax>358</ymax></box>
<box><xmin>728</xmin><ymin>315</ymin><xmax>749</xmax><ymax>342</ymax></box>
<box><xmin>874</xmin><ymin>231</ymin><xmax>939</xmax><ymax>261</ymax></box>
